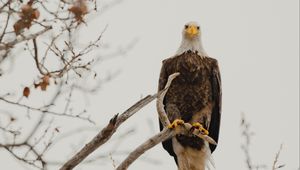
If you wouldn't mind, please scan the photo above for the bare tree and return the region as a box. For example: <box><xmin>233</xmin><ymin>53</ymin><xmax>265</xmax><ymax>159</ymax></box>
<box><xmin>241</xmin><ymin>114</ymin><xmax>285</xmax><ymax>170</ymax></box>
<box><xmin>0</xmin><ymin>0</ymin><xmax>127</xmax><ymax>169</ymax></box>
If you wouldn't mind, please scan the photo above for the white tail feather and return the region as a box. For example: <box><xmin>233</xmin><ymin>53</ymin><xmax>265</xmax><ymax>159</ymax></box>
<box><xmin>173</xmin><ymin>139</ymin><xmax>212</xmax><ymax>170</ymax></box>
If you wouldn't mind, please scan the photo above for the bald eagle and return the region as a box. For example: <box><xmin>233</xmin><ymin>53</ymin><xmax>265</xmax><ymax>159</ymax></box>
<box><xmin>158</xmin><ymin>22</ymin><xmax>222</xmax><ymax>170</ymax></box>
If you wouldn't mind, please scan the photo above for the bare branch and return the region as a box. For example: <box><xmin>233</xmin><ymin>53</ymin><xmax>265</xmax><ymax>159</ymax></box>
<box><xmin>32</xmin><ymin>38</ymin><xmax>47</xmax><ymax>75</ymax></box>
<box><xmin>0</xmin><ymin>0</ymin><xmax>12</xmax><ymax>12</ymax></box>
<box><xmin>59</xmin><ymin>73</ymin><xmax>182</xmax><ymax>169</ymax></box>
<box><xmin>241</xmin><ymin>114</ymin><xmax>267</xmax><ymax>170</ymax></box>
<box><xmin>272</xmin><ymin>144</ymin><xmax>285</xmax><ymax>170</ymax></box>
<box><xmin>59</xmin><ymin>95</ymin><xmax>157</xmax><ymax>170</ymax></box>
<box><xmin>116</xmin><ymin>128</ymin><xmax>174</xmax><ymax>170</ymax></box>
<box><xmin>0</xmin><ymin>96</ymin><xmax>93</xmax><ymax>123</ymax></box>
<box><xmin>156</xmin><ymin>72</ymin><xmax>179</xmax><ymax>127</ymax></box>
<box><xmin>0</xmin><ymin>26</ymin><xmax>52</xmax><ymax>51</ymax></box>
<box><xmin>0</xmin><ymin>13</ymin><xmax>10</xmax><ymax>42</ymax></box>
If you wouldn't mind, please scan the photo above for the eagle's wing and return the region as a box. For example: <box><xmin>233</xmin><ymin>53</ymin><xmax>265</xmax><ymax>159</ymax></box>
<box><xmin>158</xmin><ymin>60</ymin><xmax>178</xmax><ymax>163</ymax></box>
<box><xmin>208</xmin><ymin>60</ymin><xmax>222</xmax><ymax>153</ymax></box>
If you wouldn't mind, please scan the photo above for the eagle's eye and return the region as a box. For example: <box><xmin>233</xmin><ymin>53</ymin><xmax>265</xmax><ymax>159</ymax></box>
<box><xmin>184</xmin><ymin>25</ymin><xmax>189</xmax><ymax>29</ymax></box>
<box><xmin>197</xmin><ymin>26</ymin><xmax>200</xmax><ymax>30</ymax></box>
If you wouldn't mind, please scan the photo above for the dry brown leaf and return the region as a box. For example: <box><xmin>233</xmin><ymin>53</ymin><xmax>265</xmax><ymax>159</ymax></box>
<box><xmin>20</xmin><ymin>4</ymin><xmax>40</xmax><ymax>20</ymax></box>
<box><xmin>69</xmin><ymin>0</ymin><xmax>88</xmax><ymax>23</ymax></box>
<box><xmin>42</xmin><ymin>75</ymin><xmax>50</xmax><ymax>84</ymax></box>
<box><xmin>23</xmin><ymin>87</ymin><xmax>30</xmax><ymax>98</ymax></box>
<box><xmin>34</xmin><ymin>75</ymin><xmax>51</xmax><ymax>91</ymax></box>
<box><xmin>40</xmin><ymin>75</ymin><xmax>50</xmax><ymax>91</ymax></box>
<box><xmin>13</xmin><ymin>20</ymin><xmax>28</xmax><ymax>35</ymax></box>
<box><xmin>14</xmin><ymin>3</ymin><xmax>40</xmax><ymax>34</ymax></box>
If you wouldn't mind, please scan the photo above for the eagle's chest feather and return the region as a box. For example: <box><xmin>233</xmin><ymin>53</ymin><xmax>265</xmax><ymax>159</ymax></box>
<box><xmin>164</xmin><ymin>53</ymin><xmax>214</xmax><ymax>122</ymax></box>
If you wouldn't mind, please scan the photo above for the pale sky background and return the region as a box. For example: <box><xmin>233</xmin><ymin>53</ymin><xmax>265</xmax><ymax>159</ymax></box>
<box><xmin>0</xmin><ymin>0</ymin><xmax>299</xmax><ymax>170</ymax></box>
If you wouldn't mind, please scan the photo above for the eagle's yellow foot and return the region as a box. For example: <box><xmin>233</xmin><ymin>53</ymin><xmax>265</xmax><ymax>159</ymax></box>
<box><xmin>192</xmin><ymin>122</ymin><xmax>209</xmax><ymax>135</ymax></box>
<box><xmin>168</xmin><ymin>119</ymin><xmax>184</xmax><ymax>129</ymax></box>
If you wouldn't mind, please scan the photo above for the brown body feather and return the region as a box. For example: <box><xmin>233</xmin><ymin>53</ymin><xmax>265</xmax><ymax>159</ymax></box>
<box><xmin>158</xmin><ymin>51</ymin><xmax>222</xmax><ymax>164</ymax></box>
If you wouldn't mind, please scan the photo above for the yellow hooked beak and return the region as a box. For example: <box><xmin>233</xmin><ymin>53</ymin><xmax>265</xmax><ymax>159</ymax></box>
<box><xmin>186</xmin><ymin>25</ymin><xmax>199</xmax><ymax>38</ymax></box>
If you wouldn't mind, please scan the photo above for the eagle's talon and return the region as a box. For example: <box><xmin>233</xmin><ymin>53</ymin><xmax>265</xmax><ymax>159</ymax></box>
<box><xmin>192</xmin><ymin>122</ymin><xmax>209</xmax><ymax>135</ymax></box>
<box><xmin>168</xmin><ymin>119</ymin><xmax>184</xmax><ymax>129</ymax></box>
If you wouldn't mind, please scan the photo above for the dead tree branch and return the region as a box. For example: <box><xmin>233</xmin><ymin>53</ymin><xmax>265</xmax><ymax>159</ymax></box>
<box><xmin>0</xmin><ymin>96</ymin><xmax>93</xmax><ymax>123</ymax></box>
<box><xmin>0</xmin><ymin>26</ymin><xmax>52</xmax><ymax>51</ymax></box>
<box><xmin>60</xmin><ymin>95</ymin><xmax>157</xmax><ymax>170</ymax></box>
<box><xmin>241</xmin><ymin>114</ymin><xmax>285</xmax><ymax>170</ymax></box>
<box><xmin>156</xmin><ymin>72</ymin><xmax>179</xmax><ymax>127</ymax></box>
<box><xmin>241</xmin><ymin>114</ymin><xmax>267</xmax><ymax>170</ymax></box>
<box><xmin>272</xmin><ymin>144</ymin><xmax>285</xmax><ymax>170</ymax></box>
<box><xmin>116</xmin><ymin>72</ymin><xmax>217</xmax><ymax>170</ymax></box>
<box><xmin>60</xmin><ymin>72</ymin><xmax>181</xmax><ymax>169</ymax></box>
<box><xmin>116</xmin><ymin>128</ymin><xmax>174</xmax><ymax>170</ymax></box>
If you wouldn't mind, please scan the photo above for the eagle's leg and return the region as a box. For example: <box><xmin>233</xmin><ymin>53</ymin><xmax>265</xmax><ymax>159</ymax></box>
<box><xmin>168</xmin><ymin>119</ymin><xmax>184</xmax><ymax>129</ymax></box>
<box><xmin>192</xmin><ymin>122</ymin><xmax>209</xmax><ymax>135</ymax></box>
<box><xmin>166</xmin><ymin>104</ymin><xmax>183</xmax><ymax>129</ymax></box>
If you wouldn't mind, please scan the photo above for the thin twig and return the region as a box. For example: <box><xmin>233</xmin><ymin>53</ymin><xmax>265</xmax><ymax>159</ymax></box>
<box><xmin>241</xmin><ymin>114</ymin><xmax>267</xmax><ymax>170</ymax></box>
<box><xmin>0</xmin><ymin>13</ymin><xmax>10</xmax><ymax>42</ymax></box>
<box><xmin>0</xmin><ymin>96</ymin><xmax>93</xmax><ymax>123</ymax></box>
<box><xmin>32</xmin><ymin>38</ymin><xmax>47</xmax><ymax>75</ymax></box>
<box><xmin>272</xmin><ymin>144</ymin><xmax>284</xmax><ymax>170</ymax></box>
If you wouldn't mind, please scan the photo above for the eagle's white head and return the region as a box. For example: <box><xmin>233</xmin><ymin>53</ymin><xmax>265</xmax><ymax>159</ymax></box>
<box><xmin>176</xmin><ymin>21</ymin><xmax>207</xmax><ymax>57</ymax></box>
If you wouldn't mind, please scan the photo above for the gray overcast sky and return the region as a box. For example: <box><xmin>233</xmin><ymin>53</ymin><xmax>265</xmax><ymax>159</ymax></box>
<box><xmin>0</xmin><ymin>0</ymin><xmax>299</xmax><ymax>170</ymax></box>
